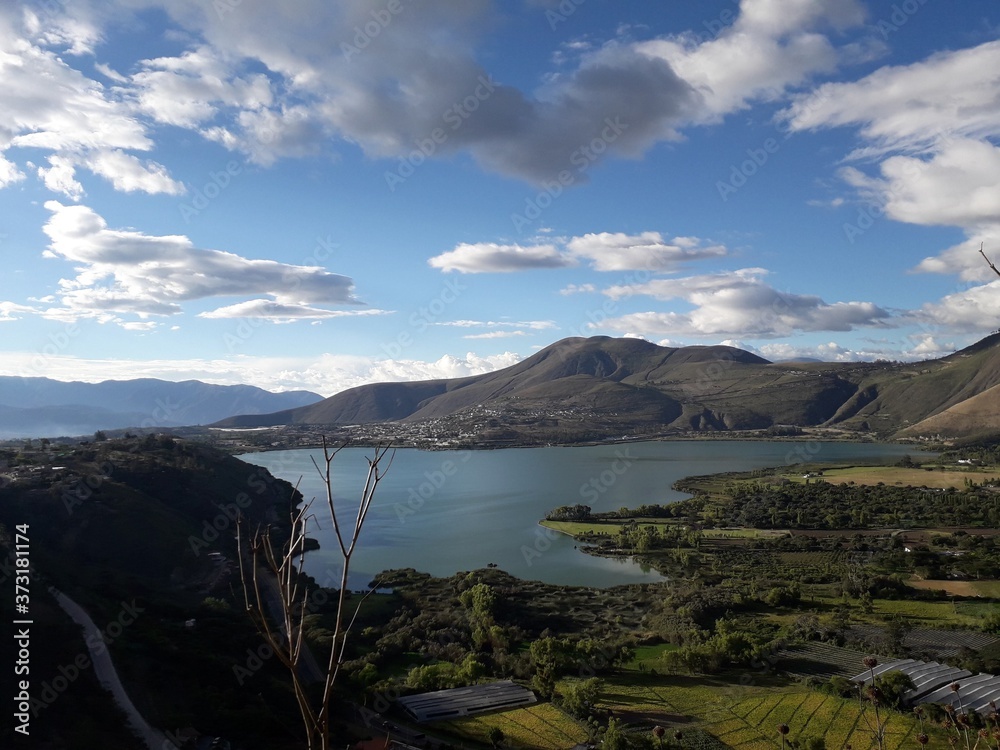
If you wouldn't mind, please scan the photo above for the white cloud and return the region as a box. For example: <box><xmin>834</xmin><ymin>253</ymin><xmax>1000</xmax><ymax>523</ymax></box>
<box><xmin>918</xmin><ymin>281</ymin><xmax>1000</xmax><ymax>333</ymax></box>
<box><xmin>84</xmin><ymin>149</ymin><xmax>184</xmax><ymax>195</ymax></box>
<box><xmin>784</xmin><ymin>40</ymin><xmax>1000</xmax><ymax>157</ymax></box>
<box><xmin>17</xmin><ymin>201</ymin><xmax>369</xmax><ymax>323</ymax></box>
<box><xmin>565</xmin><ymin>231</ymin><xmax>727</xmax><ymax>271</ymax></box>
<box><xmin>37</xmin><ymin>155</ymin><xmax>83</xmax><ymax>200</ymax></box>
<box><xmin>560</xmin><ymin>283</ymin><xmax>597</xmax><ymax>295</ymax></box>
<box><xmin>0</xmin><ymin>10</ymin><xmax>181</xmax><ymax>197</ymax></box>
<box><xmin>435</xmin><ymin>319</ymin><xmax>557</xmax><ymax>330</ymax></box>
<box><xmin>430</xmin><ymin>232</ymin><xmax>728</xmax><ymax>274</ymax></box>
<box><xmin>0</xmin><ymin>0</ymin><xmax>876</xmax><ymax>192</ymax></box>
<box><xmin>428</xmin><ymin>242</ymin><xmax>573</xmax><ymax>273</ymax></box>
<box><xmin>463</xmin><ymin>330</ymin><xmax>527</xmax><ymax>339</ymax></box>
<box><xmin>839</xmin><ymin>139</ymin><xmax>1000</xmax><ymax>229</ymax></box>
<box><xmin>639</xmin><ymin>0</ymin><xmax>866</xmax><ymax>121</ymax></box>
<box><xmin>907</xmin><ymin>334</ymin><xmax>956</xmax><ymax>360</ymax></box>
<box><xmin>22</xmin><ymin>3</ymin><xmax>102</xmax><ymax>55</ymax></box>
<box><xmin>600</xmin><ymin>268</ymin><xmax>891</xmax><ymax>337</ymax></box>
<box><xmin>780</xmin><ymin>39</ymin><xmax>1000</xmax><ymax>286</ymax></box>
<box><xmin>198</xmin><ymin>300</ymin><xmax>390</xmax><ymax>322</ymax></box>
<box><xmin>913</xmin><ymin>228</ymin><xmax>1000</xmax><ymax>282</ymax></box>
<box><xmin>129</xmin><ymin>46</ymin><xmax>273</xmax><ymax>128</ymax></box>
<box><xmin>0</xmin><ymin>301</ymin><xmax>37</xmax><ymax>321</ymax></box>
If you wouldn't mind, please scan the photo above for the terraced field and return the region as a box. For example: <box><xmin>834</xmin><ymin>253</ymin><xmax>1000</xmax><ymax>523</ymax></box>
<box><xmin>435</xmin><ymin>702</ymin><xmax>588</xmax><ymax>748</ymax></box>
<box><xmin>776</xmin><ymin>642</ymin><xmax>872</xmax><ymax>678</ymax></box>
<box><xmin>594</xmin><ymin>674</ymin><xmax>949</xmax><ymax>749</ymax></box>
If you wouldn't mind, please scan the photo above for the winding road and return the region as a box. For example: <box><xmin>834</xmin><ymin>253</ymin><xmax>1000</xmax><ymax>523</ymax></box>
<box><xmin>50</xmin><ymin>588</ymin><xmax>179</xmax><ymax>750</ymax></box>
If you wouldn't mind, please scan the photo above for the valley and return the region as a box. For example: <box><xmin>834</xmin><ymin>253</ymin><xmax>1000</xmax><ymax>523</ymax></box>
<box><xmin>2</xmin><ymin>433</ymin><xmax>999</xmax><ymax>749</ymax></box>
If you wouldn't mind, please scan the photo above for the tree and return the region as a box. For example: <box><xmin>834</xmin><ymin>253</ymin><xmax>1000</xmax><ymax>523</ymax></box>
<box><xmin>602</xmin><ymin>717</ymin><xmax>629</xmax><ymax>750</ymax></box>
<box><xmin>238</xmin><ymin>439</ymin><xmax>394</xmax><ymax>750</ymax></box>
<box><xmin>487</xmin><ymin>726</ymin><xmax>506</xmax><ymax>748</ymax></box>
<box><xmin>875</xmin><ymin>670</ymin><xmax>915</xmax><ymax>710</ymax></box>
<box><xmin>561</xmin><ymin>677</ymin><xmax>602</xmax><ymax>719</ymax></box>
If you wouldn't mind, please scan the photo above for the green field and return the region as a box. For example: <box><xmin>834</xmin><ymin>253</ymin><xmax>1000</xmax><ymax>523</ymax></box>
<box><xmin>628</xmin><ymin>642</ymin><xmax>679</xmax><ymax>670</ymax></box>
<box><xmin>541</xmin><ymin>519</ymin><xmax>786</xmax><ymax>540</ymax></box>
<box><xmin>593</xmin><ymin>674</ymin><xmax>949</xmax><ymax>749</ymax></box>
<box><xmin>780</xmin><ymin>464</ymin><xmax>1000</xmax><ymax>489</ymax></box>
<box><xmin>972</xmin><ymin>580</ymin><xmax>1000</xmax><ymax>597</ymax></box>
<box><xmin>435</xmin><ymin>702</ymin><xmax>588</xmax><ymax>748</ymax></box>
<box><xmin>541</xmin><ymin>518</ymin><xmax>674</xmax><ymax>537</ymax></box>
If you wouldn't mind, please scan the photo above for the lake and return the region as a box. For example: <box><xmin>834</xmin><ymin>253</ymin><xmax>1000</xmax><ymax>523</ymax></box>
<box><xmin>239</xmin><ymin>440</ymin><xmax>920</xmax><ymax>589</ymax></box>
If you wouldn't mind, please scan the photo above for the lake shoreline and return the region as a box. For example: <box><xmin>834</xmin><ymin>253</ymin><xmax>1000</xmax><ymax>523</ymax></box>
<box><xmin>240</xmin><ymin>440</ymin><xmax>921</xmax><ymax>589</ymax></box>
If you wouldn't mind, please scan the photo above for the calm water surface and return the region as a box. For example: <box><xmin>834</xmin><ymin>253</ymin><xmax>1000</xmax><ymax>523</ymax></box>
<box><xmin>239</xmin><ymin>440</ymin><xmax>920</xmax><ymax>589</ymax></box>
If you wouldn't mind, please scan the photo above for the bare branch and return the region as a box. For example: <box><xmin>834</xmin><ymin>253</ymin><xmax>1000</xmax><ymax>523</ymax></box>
<box><xmin>240</xmin><ymin>439</ymin><xmax>391</xmax><ymax>749</ymax></box>
<box><xmin>980</xmin><ymin>243</ymin><xmax>1000</xmax><ymax>278</ymax></box>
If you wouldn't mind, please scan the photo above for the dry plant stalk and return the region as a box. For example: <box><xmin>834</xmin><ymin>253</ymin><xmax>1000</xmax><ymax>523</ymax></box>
<box><xmin>979</xmin><ymin>243</ymin><xmax>1000</xmax><ymax>278</ymax></box>
<box><xmin>237</xmin><ymin>438</ymin><xmax>394</xmax><ymax>750</ymax></box>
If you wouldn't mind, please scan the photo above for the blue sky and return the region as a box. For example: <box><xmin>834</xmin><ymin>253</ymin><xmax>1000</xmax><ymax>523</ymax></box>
<box><xmin>1</xmin><ymin>0</ymin><xmax>999</xmax><ymax>396</ymax></box>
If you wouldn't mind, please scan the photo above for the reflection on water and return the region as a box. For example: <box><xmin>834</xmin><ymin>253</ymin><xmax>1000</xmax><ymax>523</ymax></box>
<box><xmin>240</xmin><ymin>440</ymin><xmax>918</xmax><ymax>589</ymax></box>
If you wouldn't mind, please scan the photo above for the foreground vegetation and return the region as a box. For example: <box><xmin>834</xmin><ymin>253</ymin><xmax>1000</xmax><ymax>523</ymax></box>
<box><xmin>4</xmin><ymin>436</ymin><xmax>1000</xmax><ymax>749</ymax></box>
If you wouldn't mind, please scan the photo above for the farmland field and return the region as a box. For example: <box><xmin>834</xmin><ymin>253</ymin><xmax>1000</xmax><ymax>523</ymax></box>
<box><xmin>972</xmin><ymin>580</ymin><xmax>1000</xmax><ymax>597</ymax></box>
<box><xmin>594</xmin><ymin>673</ymin><xmax>950</xmax><ymax>749</ymax></box>
<box><xmin>435</xmin><ymin>702</ymin><xmax>588</xmax><ymax>748</ymax></box>
<box><xmin>776</xmin><ymin>642</ymin><xmax>871</xmax><ymax>678</ymax></box>
<box><xmin>780</xmin><ymin>465</ymin><xmax>1000</xmax><ymax>489</ymax></box>
<box><xmin>907</xmin><ymin>578</ymin><xmax>980</xmax><ymax>596</ymax></box>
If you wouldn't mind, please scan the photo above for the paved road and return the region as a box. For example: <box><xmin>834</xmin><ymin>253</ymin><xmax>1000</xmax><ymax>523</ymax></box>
<box><xmin>253</xmin><ymin>566</ymin><xmax>326</xmax><ymax>684</ymax></box>
<box><xmin>51</xmin><ymin>588</ymin><xmax>179</xmax><ymax>750</ymax></box>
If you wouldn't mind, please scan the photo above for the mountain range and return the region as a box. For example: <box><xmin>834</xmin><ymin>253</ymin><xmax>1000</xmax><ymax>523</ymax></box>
<box><xmin>0</xmin><ymin>377</ymin><xmax>322</xmax><ymax>439</ymax></box>
<box><xmin>215</xmin><ymin>334</ymin><xmax>1000</xmax><ymax>441</ymax></box>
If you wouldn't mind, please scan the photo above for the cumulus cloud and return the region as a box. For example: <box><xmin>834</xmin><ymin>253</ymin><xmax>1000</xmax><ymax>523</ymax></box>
<box><xmin>430</xmin><ymin>232</ymin><xmax>728</xmax><ymax>273</ymax></box>
<box><xmin>559</xmin><ymin>283</ymin><xmax>597</xmax><ymax>295</ymax></box>
<box><xmin>783</xmin><ymin>40</ymin><xmax>1000</xmax><ymax>157</ymax></box>
<box><xmin>913</xmin><ymin>228</ymin><xmax>1000</xmax><ymax>282</ymax></box>
<box><xmin>21</xmin><ymin>201</ymin><xmax>375</xmax><ymax>324</ymax></box>
<box><xmin>0</xmin><ymin>302</ymin><xmax>37</xmax><ymax>322</ymax></box>
<box><xmin>463</xmin><ymin>330</ymin><xmax>527</xmax><ymax>339</ymax></box>
<box><xmin>129</xmin><ymin>46</ymin><xmax>273</xmax><ymax>128</ymax></box>
<box><xmin>600</xmin><ymin>268</ymin><xmax>891</xmax><ymax>338</ymax></box>
<box><xmin>566</xmin><ymin>232</ymin><xmax>728</xmax><ymax>271</ymax></box>
<box><xmin>0</xmin><ymin>0</ymin><xmax>875</xmax><ymax>191</ymax></box>
<box><xmin>782</xmin><ymin>39</ymin><xmax>1000</xmax><ymax>285</ymax></box>
<box><xmin>0</xmin><ymin>9</ymin><xmax>182</xmax><ymax>198</ymax></box>
<box><xmin>917</xmin><ymin>281</ymin><xmax>1000</xmax><ymax>333</ymax></box>
<box><xmin>839</xmin><ymin>139</ymin><xmax>1000</xmax><ymax>229</ymax></box>
<box><xmin>436</xmin><ymin>319</ymin><xmax>557</xmax><ymax>330</ymax></box>
<box><xmin>198</xmin><ymin>301</ymin><xmax>391</xmax><ymax>322</ymax></box>
<box><xmin>428</xmin><ymin>242</ymin><xmax>573</xmax><ymax>273</ymax></box>
<box><xmin>639</xmin><ymin>0</ymin><xmax>867</xmax><ymax>121</ymax></box>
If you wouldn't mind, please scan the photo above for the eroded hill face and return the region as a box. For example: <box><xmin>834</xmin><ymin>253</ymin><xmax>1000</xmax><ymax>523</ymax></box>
<box><xmin>215</xmin><ymin>334</ymin><xmax>1000</xmax><ymax>441</ymax></box>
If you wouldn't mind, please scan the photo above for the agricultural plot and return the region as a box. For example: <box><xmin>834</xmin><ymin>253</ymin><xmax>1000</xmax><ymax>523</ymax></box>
<box><xmin>972</xmin><ymin>580</ymin><xmax>1000</xmax><ymax>597</ymax></box>
<box><xmin>629</xmin><ymin>642</ymin><xmax>678</xmax><ymax>671</ymax></box>
<box><xmin>709</xmin><ymin>548</ymin><xmax>844</xmax><ymax>583</ymax></box>
<box><xmin>596</xmin><ymin>675</ymin><xmax>949</xmax><ymax>749</ymax></box>
<box><xmin>781</xmin><ymin>465</ymin><xmax>987</xmax><ymax>489</ymax></box>
<box><xmin>776</xmin><ymin>642</ymin><xmax>872</xmax><ymax>679</ymax></box>
<box><xmin>845</xmin><ymin>622</ymin><xmax>999</xmax><ymax>660</ymax></box>
<box><xmin>435</xmin><ymin>702</ymin><xmax>588</xmax><ymax>749</ymax></box>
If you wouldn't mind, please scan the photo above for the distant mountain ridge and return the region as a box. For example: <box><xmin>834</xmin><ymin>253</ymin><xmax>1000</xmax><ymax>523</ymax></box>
<box><xmin>0</xmin><ymin>377</ymin><xmax>323</xmax><ymax>438</ymax></box>
<box><xmin>214</xmin><ymin>334</ymin><xmax>1000</xmax><ymax>441</ymax></box>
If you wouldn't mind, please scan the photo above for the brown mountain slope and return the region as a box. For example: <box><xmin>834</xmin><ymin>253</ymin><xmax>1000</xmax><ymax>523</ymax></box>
<box><xmin>897</xmin><ymin>383</ymin><xmax>1000</xmax><ymax>438</ymax></box>
<box><xmin>215</xmin><ymin>334</ymin><xmax>1000</xmax><ymax>439</ymax></box>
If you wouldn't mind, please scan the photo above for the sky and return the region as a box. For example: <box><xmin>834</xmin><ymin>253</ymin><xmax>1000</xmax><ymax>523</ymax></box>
<box><xmin>1</xmin><ymin>0</ymin><xmax>999</xmax><ymax>398</ymax></box>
